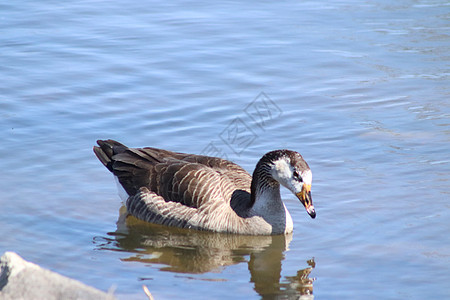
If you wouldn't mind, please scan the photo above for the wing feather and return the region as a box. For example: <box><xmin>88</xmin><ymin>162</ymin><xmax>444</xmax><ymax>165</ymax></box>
<box><xmin>95</xmin><ymin>140</ymin><xmax>253</xmax><ymax>219</ymax></box>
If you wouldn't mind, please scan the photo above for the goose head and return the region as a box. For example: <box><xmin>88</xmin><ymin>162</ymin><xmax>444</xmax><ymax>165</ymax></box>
<box><xmin>267</xmin><ymin>150</ymin><xmax>316</xmax><ymax>219</ymax></box>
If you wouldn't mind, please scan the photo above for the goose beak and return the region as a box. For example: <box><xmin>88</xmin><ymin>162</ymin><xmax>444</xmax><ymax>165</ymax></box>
<box><xmin>296</xmin><ymin>184</ymin><xmax>316</xmax><ymax>219</ymax></box>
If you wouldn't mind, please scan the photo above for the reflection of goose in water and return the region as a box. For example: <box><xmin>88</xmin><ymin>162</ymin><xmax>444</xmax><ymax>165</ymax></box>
<box><xmin>94</xmin><ymin>210</ymin><xmax>315</xmax><ymax>297</ymax></box>
<box><xmin>94</xmin><ymin>140</ymin><xmax>315</xmax><ymax>235</ymax></box>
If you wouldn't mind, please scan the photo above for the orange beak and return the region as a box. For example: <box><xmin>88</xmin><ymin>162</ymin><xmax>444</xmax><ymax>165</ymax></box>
<box><xmin>296</xmin><ymin>184</ymin><xmax>316</xmax><ymax>219</ymax></box>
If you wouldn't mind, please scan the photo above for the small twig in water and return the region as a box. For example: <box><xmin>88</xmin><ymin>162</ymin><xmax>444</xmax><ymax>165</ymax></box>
<box><xmin>142</xmin><ymin>285</ymin><xmax>154</xmax><ymax>300</ymax></box>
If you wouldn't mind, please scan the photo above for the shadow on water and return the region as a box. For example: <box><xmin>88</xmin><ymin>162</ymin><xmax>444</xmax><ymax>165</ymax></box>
<box><xmin>94</xmin><ymin>207</ymin><xmax>315</xmax><ymax>299</ymax></box>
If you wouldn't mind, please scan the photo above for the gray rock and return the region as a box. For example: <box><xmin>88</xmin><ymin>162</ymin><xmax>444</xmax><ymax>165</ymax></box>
<box><xmin>0</xmin><ymin>252</ymin><xmax>115</xmax><ymax>300</ymax></box>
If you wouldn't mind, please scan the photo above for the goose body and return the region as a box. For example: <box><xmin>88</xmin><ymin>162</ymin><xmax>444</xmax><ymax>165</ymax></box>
<box><xmin>94</xmin><ymin>140</ymin><xmax>315</xmax><ymax>235</ymax></box>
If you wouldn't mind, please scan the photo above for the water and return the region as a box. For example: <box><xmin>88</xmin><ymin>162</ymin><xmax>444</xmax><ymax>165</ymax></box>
<box><xmin>1</xmin><ymin>0</ymin><xmax>449</xmax><ymax>299</ymax></box>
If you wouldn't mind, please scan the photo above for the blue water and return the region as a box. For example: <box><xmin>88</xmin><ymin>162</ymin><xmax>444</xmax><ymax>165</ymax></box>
<box><xmin>1</xmin><ymin>1</ymin><xmax>449</xmax><ymax>299</ymax></box>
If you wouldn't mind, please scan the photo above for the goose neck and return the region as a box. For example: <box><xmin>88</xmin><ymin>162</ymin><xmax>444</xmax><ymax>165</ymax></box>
<box><xmin>250</xmin><ymin>161</ymin><xmax>278</xmax><ymax>206</ymax></box>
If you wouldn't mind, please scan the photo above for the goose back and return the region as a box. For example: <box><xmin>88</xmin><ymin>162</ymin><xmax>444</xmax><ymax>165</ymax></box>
<box><xmin>94</xmin><ymin>140</ymin><xmax>253</xmax><ymax>211</ymax></box>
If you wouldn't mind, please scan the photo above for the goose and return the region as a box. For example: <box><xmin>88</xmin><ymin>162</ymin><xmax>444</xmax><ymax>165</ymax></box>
<box><xmin>93</xmin><ymin>140</ymin><xmax>315</xmax><ymax>235</ymax></box>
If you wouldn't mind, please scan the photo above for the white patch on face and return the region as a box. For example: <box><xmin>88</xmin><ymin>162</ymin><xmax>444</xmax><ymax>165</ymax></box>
<box><xmin>301</xmin><ymin>169</ymin><xmax>312</xmax><ymax>185</ymax></box>
<box><xmin>271</xmin><ymin>158</ymin><xmax>299</xmax><ymax>193</ymax></box>
<box><xmin>272</xmin><ymin>158</ymin><xmax>292</xmax><ymax>182</ymax></box>
<box><xmin>271</xmin><ymin>158</ymin><xmax>312</xmax><ymax>194</ymax></box>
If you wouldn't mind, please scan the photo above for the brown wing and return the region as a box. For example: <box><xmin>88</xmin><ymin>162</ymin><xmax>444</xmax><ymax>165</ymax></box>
<box><xmin>179</xmin><ymin>153</ymin><xmax>252</xmax><ymax>193</ymax></box>
<box><xmin>93</xmin><ymin>140</ymin><xmax>252</xmax><ymax>209</ymax></box>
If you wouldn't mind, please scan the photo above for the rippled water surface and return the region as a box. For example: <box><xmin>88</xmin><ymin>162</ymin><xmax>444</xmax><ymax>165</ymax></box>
<box><xmin>1</xmin><ymin>1</ymin><xmax>449</xmax><ymax>299</ymax></box>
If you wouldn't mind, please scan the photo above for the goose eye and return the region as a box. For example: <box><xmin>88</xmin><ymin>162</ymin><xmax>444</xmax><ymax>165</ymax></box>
<box><xmin>293</xmin><ymin>171</ymin><xmax>303</xmax><ymax>182</ymax></box>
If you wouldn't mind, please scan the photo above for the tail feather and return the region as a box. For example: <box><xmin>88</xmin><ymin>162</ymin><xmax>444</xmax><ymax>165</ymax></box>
<box><xmin>93</xmin><ymin>139</ymin><xmax>154</xmax><ymax>195</ymax></box>
<box><xmin>93</xmin><ymin>139</ymin><xmax>128</xmax><ymax>172</ymax></box>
